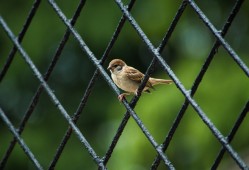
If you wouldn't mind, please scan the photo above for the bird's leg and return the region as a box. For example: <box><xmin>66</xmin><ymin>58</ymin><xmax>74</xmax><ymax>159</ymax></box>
<box><xmin>118</xmin><ymin>93</ymin><xmax>130</xmax><ymax>101</ymax></box>
<box><xmin>135</xmin><ymin>89</ymin><xmax>139</xmax><ymax>96</ymax></box>
<box><xmin>135</xmin><ymin>88</ymin><xmax>147</xmax><ymax>96</ymax></box>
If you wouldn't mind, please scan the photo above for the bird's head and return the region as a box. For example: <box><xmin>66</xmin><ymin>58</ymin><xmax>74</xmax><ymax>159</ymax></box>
<box><xmin>107</xmin><ymin>59</ymin><xmax>126</xmax><ymax>73</ymax></box>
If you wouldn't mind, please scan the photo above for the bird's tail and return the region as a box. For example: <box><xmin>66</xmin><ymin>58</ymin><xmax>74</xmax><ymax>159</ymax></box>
<box><xmin>149</xmin><ymin>78</ymin><xmax>173</xmax><ymax>86</ymax></box>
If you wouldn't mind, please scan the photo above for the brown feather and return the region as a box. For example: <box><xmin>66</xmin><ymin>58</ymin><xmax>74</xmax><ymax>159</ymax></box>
<box><xmin>125</xmin><ymin>66</ymin><xmax>154</xmax><ymax>89</ymax></box>
<box><xmin>125</xmin><ymin>66</ymin><xmax>144</xmax><ymax>82</ymax></box>
<box><xmin>149</xmin><ymin>78</ymin><xmax>173</xmax><ymax>85</ymax></box>
<box><xmin>108</xmin><ymin>59</ymin><xmax>173</xmax><ymax>97</ymax></box>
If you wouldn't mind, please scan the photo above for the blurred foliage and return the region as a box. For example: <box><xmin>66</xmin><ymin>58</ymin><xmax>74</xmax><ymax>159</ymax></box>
<box><xmin>0</xmin><ymin>0</ymin><xmax>249</xmax><ymax>170</ymax></box>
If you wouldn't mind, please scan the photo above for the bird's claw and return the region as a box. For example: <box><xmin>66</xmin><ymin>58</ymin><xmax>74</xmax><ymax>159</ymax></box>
<box><xmin>118</xmin><ymin>94</ymin><xmax>125</xmax><ymax>101</ymax></box>
<box><xmin>135</xmin><ymin>89</ymin><xmax>138</xmax><ymax>96</ymax></box>
<box><xmin>118</xmin><ymin>93</ymin><xmax>130</xmax><ymax>101</ymax></box>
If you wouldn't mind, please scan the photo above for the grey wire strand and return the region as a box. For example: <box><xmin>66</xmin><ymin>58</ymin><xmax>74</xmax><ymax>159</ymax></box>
<box><xmin>114</xmin><ymin>0</ymin><xmax>248</xmax><ymax>169</ymax></box>
<box><xmin>0</xmin><ymin>0</ymin><xmax>41</xmax><ymax>83</ymax></box>
<box><xmin>47</xmin><ymin>0</ymin><xmax>175</xmax><ymax>169</ymax></box>
<box><xmin>211</xmin><ymin>101</ymin><xmax>249</xmax><ymax>169</ymax></box>
<box><xmin>0</xmin><ymin>17</ymin><xmax>106</xmax><ymax>170</ymax></box>
<box><xmin>187</xmin><ymin>0</ymin><xmax>249</xmax><ymax>77</ymax></box>
<box><xmin>151</xmin><ymin>0</ymin><xmax>246</xmax><ymax>168</ymax></box>
<box><xmin>48</xmin><ymin>0</ymin><xmax>137</xmax><ymax>169</ymax></box>
<box><xmin>103</xmin><ymin>0</ymin><xmax>188</xmax><ymax>168</ymax></box>
<box><xmin>0</xmin><ymin>1</ymin><xmax>87</xmax><ymax>169</ymax></box>
<box><xmin>0</xmin><ymin>107</ymin><xmax>43</xmax><ymax>170</ymax></box>
<box><xmin>0</xmin><ymin>0</ymin><xmax>248</xmax><ymax>169</ymax></box>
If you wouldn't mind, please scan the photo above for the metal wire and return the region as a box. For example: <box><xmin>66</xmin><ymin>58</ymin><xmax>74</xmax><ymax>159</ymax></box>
<box><xmin>151</xmin><ymin>0</ymin><xmax>247</xmax><ymax>168</ymax></box>
<box><xmin>0</xmin><ymin>0</ymin><xmax>41</xmax><ymax>83</ymax></box>
<box><xmin>103</xmin><ymin>0</ymin><xmax>188</xmax><ymax>168</ymax></box>
<box><xmin>0</xmin><ymin>107</ymin><xmax>43</xmax><ymax>170</ymax></box>
<box><xmin>47</xmin><ymin>0</ymin><xmax>175</xmax><ymax>169</ymax></box>
<box><xmin>211</xmin><ymin>101</ymin><xmax>249</xmax><ymax>169</ymax></box>
<box><xmin>49</xmin><ymin>0</ymin><xmax>136</xmax><ymax>168</ymax></box>
<box><xmin>187</xmin><ymin>0</ymin><xmax>249</xmax><ymax>77</ymax></box>
<box><xmin>0</xmin><ymin>17</ymin><xmax>106</xmax><ymax>170</ymax></box>
<box><xmin>0</xmin><ymin>0</ymin><xmax>248</xmax><ymax>169</ymax></box>
<box><xmin>0</xmin><ymin>1</ymin><xmax>42</xmax><ymax>168</ymax></box>
<box><xmin>115</xmin><ymin>0</ymin><xmax>248</xmax><ymax>169</ymax></box>
<box><xmin>0</xmin><ymin>0</ymin><xmax>86</xmax><ymax>169</ymax></box>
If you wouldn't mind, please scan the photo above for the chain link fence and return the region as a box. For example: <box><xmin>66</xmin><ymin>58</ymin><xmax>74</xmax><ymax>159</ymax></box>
<box><xmin>0</xmin><ymin>0</ymin><xmax>248</xmax><ymax>169</ymax></box>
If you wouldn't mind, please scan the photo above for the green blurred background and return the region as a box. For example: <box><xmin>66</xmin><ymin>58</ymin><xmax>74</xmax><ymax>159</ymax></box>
<box><xmin>0</xmin><ymin>0</ymin><xmax>248</xmax><ymax>169</ymax></box>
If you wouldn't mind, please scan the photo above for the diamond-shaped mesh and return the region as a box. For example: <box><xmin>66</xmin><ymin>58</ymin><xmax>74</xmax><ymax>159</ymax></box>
<box><xmin>0</xmin><ymin>0</ymin><xmax>248</xmax><ymax>169</ymax></box>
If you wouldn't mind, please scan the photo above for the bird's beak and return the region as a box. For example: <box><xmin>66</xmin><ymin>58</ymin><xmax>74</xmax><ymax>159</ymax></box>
<box><xmin>107</xmin><ymin>65</ymin><xmax>111</xmax><ymax>70</ymax></box>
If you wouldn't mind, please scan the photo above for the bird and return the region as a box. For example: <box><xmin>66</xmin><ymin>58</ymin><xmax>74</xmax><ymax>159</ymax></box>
<box><xmin>107</xmin><ymin>59</ymin><xmax>173</xmax><ymax>101</ymax></box>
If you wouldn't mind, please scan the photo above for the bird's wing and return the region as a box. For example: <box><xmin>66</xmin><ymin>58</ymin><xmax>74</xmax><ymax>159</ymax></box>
<box><xmin>125</xmin><ymin>66</ymin><xmax>144</xmax><ymax>82</ymax></box>
<box><xmin>125</xmin><ymin>66</ymin><xmax>153</xmax><ymax>88</ymax></box>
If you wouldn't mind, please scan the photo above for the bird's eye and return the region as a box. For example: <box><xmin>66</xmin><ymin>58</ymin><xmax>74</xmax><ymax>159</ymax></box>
<box><xmin>116</xmin><ymin>65</ymin><xmax>122</xmax><ymax>71</ymax></box>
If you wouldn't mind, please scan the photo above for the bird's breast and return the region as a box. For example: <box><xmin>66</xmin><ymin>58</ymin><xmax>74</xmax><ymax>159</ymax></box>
<box><xmin>111</xmin><ymin>73</ymin><xmax>140</xmax><ymax>93</ymax></box>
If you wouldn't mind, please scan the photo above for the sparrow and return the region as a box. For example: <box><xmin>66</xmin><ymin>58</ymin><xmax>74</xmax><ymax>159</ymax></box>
<box><xmin>107</xmin><ymin>59</ymin><xmax>173</xmax><ymax>101</ymax></box>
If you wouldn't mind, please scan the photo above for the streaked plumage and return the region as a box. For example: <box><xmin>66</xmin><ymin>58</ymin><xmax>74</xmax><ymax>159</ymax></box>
<box><xmin>107</xmin><ymin>59</ymin><xmax>172</xmax><ymax>101</ymax></box>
